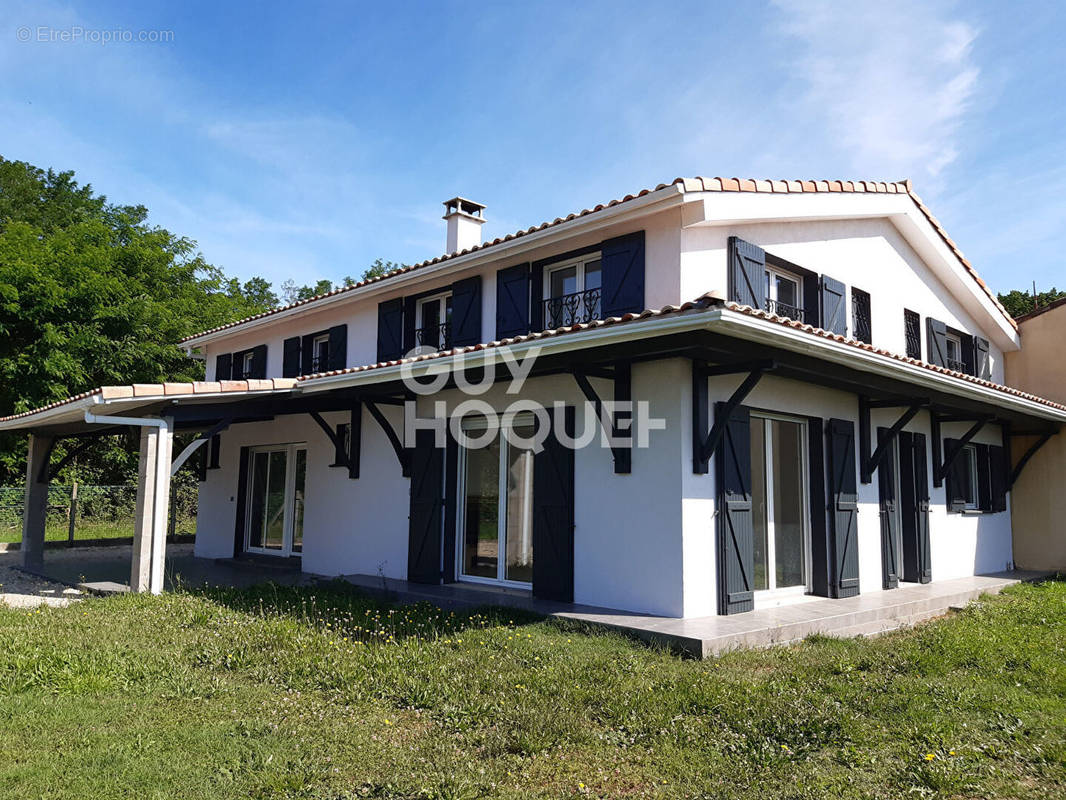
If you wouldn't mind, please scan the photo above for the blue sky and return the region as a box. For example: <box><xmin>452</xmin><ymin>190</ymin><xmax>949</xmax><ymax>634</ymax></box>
<box><xmin>2</xmin><ymin>0</ymin><xmax>1064</xmax><ymax>297</ymax></box>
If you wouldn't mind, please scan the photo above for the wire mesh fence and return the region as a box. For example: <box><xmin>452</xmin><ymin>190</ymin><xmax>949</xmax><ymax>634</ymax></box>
<box><xmin>0</xmin><ymin>482</ymin><xmax>198</xmax><ymax>545</ymax></box>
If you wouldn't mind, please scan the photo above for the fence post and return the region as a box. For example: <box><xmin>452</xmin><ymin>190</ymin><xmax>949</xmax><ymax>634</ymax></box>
<box><xmin>67</xmin><ymin>481</ymin><xmax>78</xmax><ymax>546</ymax></box>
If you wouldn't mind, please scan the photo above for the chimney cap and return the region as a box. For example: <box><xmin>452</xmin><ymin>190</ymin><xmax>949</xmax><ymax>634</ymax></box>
<box><xmin>442</xmin><ymin>196</ymin><xmax>486</xmax><ymax>220</ymax></box>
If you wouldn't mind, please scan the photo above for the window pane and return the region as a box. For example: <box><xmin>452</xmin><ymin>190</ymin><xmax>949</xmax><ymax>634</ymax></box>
<box><xmin>421</xmin><ymin>299</ymin><xmax>440</xmax><ymax>331</ymax></box>
<box><xmin>963</xmin><ymin>447</ymin><xmax>976</xmax><ymax>506</ymax></box>
<box><xmin>764</xmin><ymin>270</ymin><xmax>771</xmax><ymax>301</ymax></box>
<box><xmin>771</xmin><ymin>419</ymin><xmax>806</xmax><ymax>589</ymax></box>
<box><xmin>504</xmin><ymin>425</ymin><xmax>535</xmax><ymax>583</ymax></box>
<box><xmin>248</xmin><ymin>452</ymin><xmax>269</xmax><ymax>549</ymax></box>
<box><xmin>463</xmin><ymin>441</ymin><xmax>500</xmax><ymax>579</ymax></box>
<box><xmin>584</xmin><ymin>260</ymin><xmax>601</xmax><ymax>290</ymax></box>
<box><xmin>263</xmin><ymin>451</ymin><xmax>288</xmax><ymax>550</ymax></box>
<box><xmin>550</xmin><ymin>266</ymin><xmax>578</xmax><ymax>299</ymax></box>
<box><xmin>292</xmin><ymin>449</ymin><xmax>306</xmax><ymax>553</ymax></box>
<box><xmin>751</xmin><ymin>419</ymin><xmax>768</xmax><ymax>591</ymax></box>
<box><xmin>775</xmin><ymin>275</ymin><xmax>798</xmax><ymax>307</ymax></box>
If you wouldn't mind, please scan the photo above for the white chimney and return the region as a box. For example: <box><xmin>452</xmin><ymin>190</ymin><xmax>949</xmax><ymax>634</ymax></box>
<box><xmin>443</xmin><ymin>197</ymin><xmax>486</xmax><ymax>253</ymax></box>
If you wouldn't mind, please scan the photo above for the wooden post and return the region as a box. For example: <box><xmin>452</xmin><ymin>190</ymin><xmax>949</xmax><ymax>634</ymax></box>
<box><xmin>67</xmin><ymin>481</ymin><xmax>78</xmax><ymax>546</ymax></box>
<box><xmin>21</xmin><ymin>434</ymin><xmax>54</xmax><ymax>571</ymax></box>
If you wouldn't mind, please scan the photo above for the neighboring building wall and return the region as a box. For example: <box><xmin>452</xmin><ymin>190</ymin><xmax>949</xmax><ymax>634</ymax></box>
<box><xmin>1005</xmin><ymin>304</ymin><xmax>1066</xmax><ymax>570</ymax></box>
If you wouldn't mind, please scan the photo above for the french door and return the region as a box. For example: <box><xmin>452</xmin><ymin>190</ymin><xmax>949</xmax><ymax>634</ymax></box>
<box><xmin>751</xmin><ymin>414</ymin><xmax>811</xmax><ymax>598</ymax></box>
<box><xmin>245</xmin><ymin>444</ymin><xmax>307</xmax><ymax>557</ymax></box>
<box><xmin>457</xmin><ymin>420</ymin><xmax>536</xmax><ymax>587</ymax></box>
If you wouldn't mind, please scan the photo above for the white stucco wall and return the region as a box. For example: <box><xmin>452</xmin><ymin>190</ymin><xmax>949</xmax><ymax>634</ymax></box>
<box><xmin>194</xmin><ymin>406</ymin><xmax>411</xmax><ymax>579</ymax></box>
<box><xmin>679</xmin><ymin>218</ymin><xmax>1008</xmax><ymax>384</ymax></box>
<box><xmin>679</xmin><ymin>372</ymin><xmax>1014</xmax><ymax>617</ymax></box>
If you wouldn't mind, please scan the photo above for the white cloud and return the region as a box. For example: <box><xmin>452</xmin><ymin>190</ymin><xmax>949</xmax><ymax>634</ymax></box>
<box><xmin>772</xmin><ymin>0</ymin><xmax>979</xmax><ymax>185</ymax></box>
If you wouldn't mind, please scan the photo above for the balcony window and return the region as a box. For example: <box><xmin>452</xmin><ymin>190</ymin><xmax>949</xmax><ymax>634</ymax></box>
<box><xmin>544</xmin><ymin>254</ymin><xmax>602</xmax><ymax>328</ymax></box>
<box><xmin>763</xmin><ymin>265</ymin><xmax>805</xmax><ymax>321</ymax></box>
<box><xmin>309</xmin><ymin>333</ymin><xmax>330</xmax><ymax>373</ymax></box>
<box><xmin>945</xmin><ymin>332</ymin><xmax>967</xmax><ymax>373</ymax></box>
<box><xmin>416</xmin><ymin>292</ymin><xmax>453</xmax><ymax>351</ymax></box>
<box><xmin>236</xmin><ymin>351</ymin><xmax>255</xmax><ymax>379</ymax></box>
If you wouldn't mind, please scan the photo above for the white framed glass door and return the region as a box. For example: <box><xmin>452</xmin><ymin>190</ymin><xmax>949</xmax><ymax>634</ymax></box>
<box><xmin>751</xmin><ymin>413</ymin><xmax>811</xmax><ymax>598</ymax></box>
<box><xmin>457</xmin><ymin>419</ymin><xmax>535</xmax><ymax>587</ymax></box>
<box><xmin>245</xmin><ymin>443</ymin><xmax>307</xmax><ymax>557</ymax></box>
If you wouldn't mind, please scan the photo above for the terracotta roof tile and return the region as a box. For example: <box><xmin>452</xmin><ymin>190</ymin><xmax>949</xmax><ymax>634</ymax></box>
<box><xmin>292</xmin><ymin>296</ymin><xmax>1057</xmax><ymax>412</ymax></box>
<box><xmin>179</xmin><ymin>176</ymin><xmax>1016</xmax><ymax>343</ymax></box>
<box><xmin>0</xmin><ymin>378</ymin><xmax>297</xmax><ymax>424</ymax></box>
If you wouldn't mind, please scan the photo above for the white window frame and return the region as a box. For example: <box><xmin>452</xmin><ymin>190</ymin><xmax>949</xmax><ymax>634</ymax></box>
<box><xmin>962</xmin><ymin>443</ymin><xmax>979</xmax><ymax>510</ymax></box>
<box><xmin>455</xmin><ymin>413</ymin><xmax>535</xmax><ymax>590</ymax></box>
<box><xmin>311</xmin><ymin>333</ymin><xmax>329</xmax><ymax>371</ymax></box>
<box><xmin>752</xmin><ymin>411</ymin><xmax>812</xmax><ymax>603</ymax></box>
<box><xmin>763</xmin><ymin>265</ymin><xmax>803</xmax><ymax>310</ymax></box>
<box><xmin>543</xmin><ymin>251</ymin><xmax>602</xmax><ymax>300</ymax></box>
<box><xmin>244</xmin><ymin>442</ymin><xmax>307</xmax><ymax>558</ymax></box>
<box><xmin>945</xmin><ymin>332</ymin><xmax>963</xmax><ymax>364</ymax></box>
<box><xmin>241</xmin><ymin>351</ymin><xmax>255</xmax><ymax>378</ymax></box>
<box><xmin>415</xmin><ymin>291</ymin><xmax>453</xmax><ymax>350</ymax></box>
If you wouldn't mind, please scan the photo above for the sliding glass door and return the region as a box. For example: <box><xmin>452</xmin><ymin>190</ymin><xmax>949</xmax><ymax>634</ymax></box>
<box><xmin>246</xmin><ymin>444</ymin><xmax>306</xmax><ymax>557</ymax></box>
<box><xmin>751</xmin><ymin>414</ymin><xmax>810</xmax><ymax>596</ymax></box>
<box><xmin>458</xmin><ymin>421</ymin><xmax>535</xmax><ymax>587</ymax></box>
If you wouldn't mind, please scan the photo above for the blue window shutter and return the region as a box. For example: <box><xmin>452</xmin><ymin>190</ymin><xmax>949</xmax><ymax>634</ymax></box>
<box><xmin>402</xmin><ymin>296</ymin><xmax>417</xmax><ymax>354</ymax></box>
<box><xmin>328</xmin><ymin>324</ymin><xmax>347</xmax><ymax>370</ymax></box>
<box><xmin>495</xmin><ymin>263</ymin><xmax>531</xmax><ymax>339</ymax></box>
<box><xmin>715</xmin><ymin>402</ymin><xmax>755</xmax><ymax>614</ymax></box>
<box><xmin>827</xmin><ymin>418</ymin><xmax>860</xmax><ymax>597</ymax></box>
<box><xmin>944</xmin><ymin>438</ymin><xmax>967</xmax><ymax>512</ymax></box>
<box><xmin>377</xmin><ymin>298</ymin><xmax>405</xmax><ymax>362</ymax></box>
<box><xmin>250</xmin><ymin>345</ymin><xmax>267</xmax><ymax>379</ymax></box>
<box><xmin>407</xmin><ymin>428</ymin><xmax>444</xmax><ymax>584</ymax></box>
<box><xmin>728</xmin><ymin>237</ymin><xmax>766</xmax><ymax>308</ymax></box>
<box><xmin>282</xmin><ymin>337</ymin><xmax>301</xmax><ymax>378</ymax></box>
<box><xmin>529</xmin><ymin>262</ymin><xmax>545</xmax><ymax>331</ymax></box>
<box><xmin>601</xmin><ymin>231</ymin><xmax>645</xmax><ymax>317</ymax></box>
<box><xmin>974</xmin><ymin>336</ymin><xmax>991</xmax><ymax>380</ymax></box>
<box><xmin>926</xmin><ymin>318</ymin><xmax>948</xmax><ymax>367</ymax></box>
<box><xmin>450</xmin><ymin>275</ymin><xmax>482</xmax><ymax>346</ymax></box>
<box><xmin>214</xmin><ymin>353</ymin><xmax>232</xmax><ymax>382</ymax></box>
<box><xmin>532</xmin><ymin>406</ymin><xmax>575</xmax><ymax>602</ymax></box>
<box><xmin>819</xmin><ymin>276</ymin><xmax>847</xmax><ymax>335</ymax></box>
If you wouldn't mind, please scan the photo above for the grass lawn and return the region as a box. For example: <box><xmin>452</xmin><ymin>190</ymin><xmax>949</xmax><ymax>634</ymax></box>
<box><xmin>1</xmin><ymin>580</ymin><xmax>1064</xmax><ymax>799</ymax></box>
<box><xmin>0</xmin><ymin>517</ymin><xmax>197</xmax><ymax>544</ymax></box>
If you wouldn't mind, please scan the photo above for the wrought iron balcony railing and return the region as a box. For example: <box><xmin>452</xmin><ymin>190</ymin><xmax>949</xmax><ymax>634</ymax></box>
<box><xmin>946</xmin><ymin>357</ymin><xmax>968</xmax><ymax>374</ymax></box>
<box><xmin>543</xmin><ymin>287</ymin><xmax>602</xmax><ymax>329</ymax></box>
<box><xmin>415</xmin><ymin>322</ymin><xmax>452</xmax><ymax>351</ymax></box>
<box><xmin>765</xmin><ymin>298</ymin><xmax>808</xmax><ymax>323</ymax></box>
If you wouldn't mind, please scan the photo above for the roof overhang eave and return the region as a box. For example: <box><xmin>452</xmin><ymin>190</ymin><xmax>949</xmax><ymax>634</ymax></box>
<box><xmin>300</xmin><ymin>308</ymin><xmax>1066</xmax><ymax>423</ymax></box>
<box><xmin>179</xmin><ymin>185</ymin><xmax>687</xmax><ymax>350</ymax></box>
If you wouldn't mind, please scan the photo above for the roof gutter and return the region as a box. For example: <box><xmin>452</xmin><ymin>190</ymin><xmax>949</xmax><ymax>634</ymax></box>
<box><xmin>297</xmin><ymin>308</ymin><xmax>1066</xmax><ymax>422</ymax></box>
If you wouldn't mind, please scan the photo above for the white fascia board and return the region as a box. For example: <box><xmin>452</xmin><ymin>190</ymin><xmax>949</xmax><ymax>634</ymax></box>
<box><xmin>181</xmin><ymin>185</ymin><xmax>686</xmax><ymax>349</ymax></box>
<box><xmin>681</xmin><ymin>192</ymin><xmax>1019</xmax><ymax>352</ymax></box>
<box><xmin>297</xmin><ymin>308</ymin><xmax>1066</xmax><ymax>423</ymax></box>
<box><xmin>0</xmin><ymin>387</ymin><xmax>296</xmax><ymax>432</ymax></box>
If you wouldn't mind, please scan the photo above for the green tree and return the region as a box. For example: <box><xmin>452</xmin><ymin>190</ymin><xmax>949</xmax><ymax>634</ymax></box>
<box><xmin>281</xmin><ymin>260</ymin><xmax>407</xmax><ymax>304</ymax></box>
<box><xmin>0</xmin><ymin>157</ymin><xmax>276</xmax><ymax>483</ymax></box>
<box><xmin>997</xmin><ymin>288</ymin><xmax>1066</xmax><ymax>319</ymax></box>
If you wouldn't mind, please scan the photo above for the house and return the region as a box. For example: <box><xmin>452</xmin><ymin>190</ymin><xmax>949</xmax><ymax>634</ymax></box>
<box><xmin>1004</xmin><ymin>298</ymin><xmax>1066</xmax><ymax>571</ymax></box>
<box><xmin>4</xmin><ymin>178</ymin><xmax>1062</xmax><ymax>621</ymax></box>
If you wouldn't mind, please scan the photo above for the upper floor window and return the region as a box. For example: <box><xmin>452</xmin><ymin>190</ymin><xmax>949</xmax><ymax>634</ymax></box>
<box><xmin>238</xmin><ymin>351</ymin><xmax>255</xmax><ymax>379</ymax></box>
<box><xmin>904</xmin><ymin>309</ymin><xmax>922</xmax><ymax>359</ymax></box>
<box><xmin>416</xmin><ymin>292</ymin><xmax>453</xmax><ymax>351</ymax></box>
<box><xmin>310</xmin><ymin>333</ymin><xmax>330</xmax><ymax>373</ymax></box>
<box><xmin>544</xmin><ymin>253</ymin><xmax>601</xmax><ymax>328</ymax></box>
<box><xmin>763</xmin><ymin>265</ymin><xmax>804</xmax><ymax>321</ymax></box>
<box><xmin>945</xmin><ymin>331</ymin><xmax>966</xmax><ymax>373</ymax></box>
